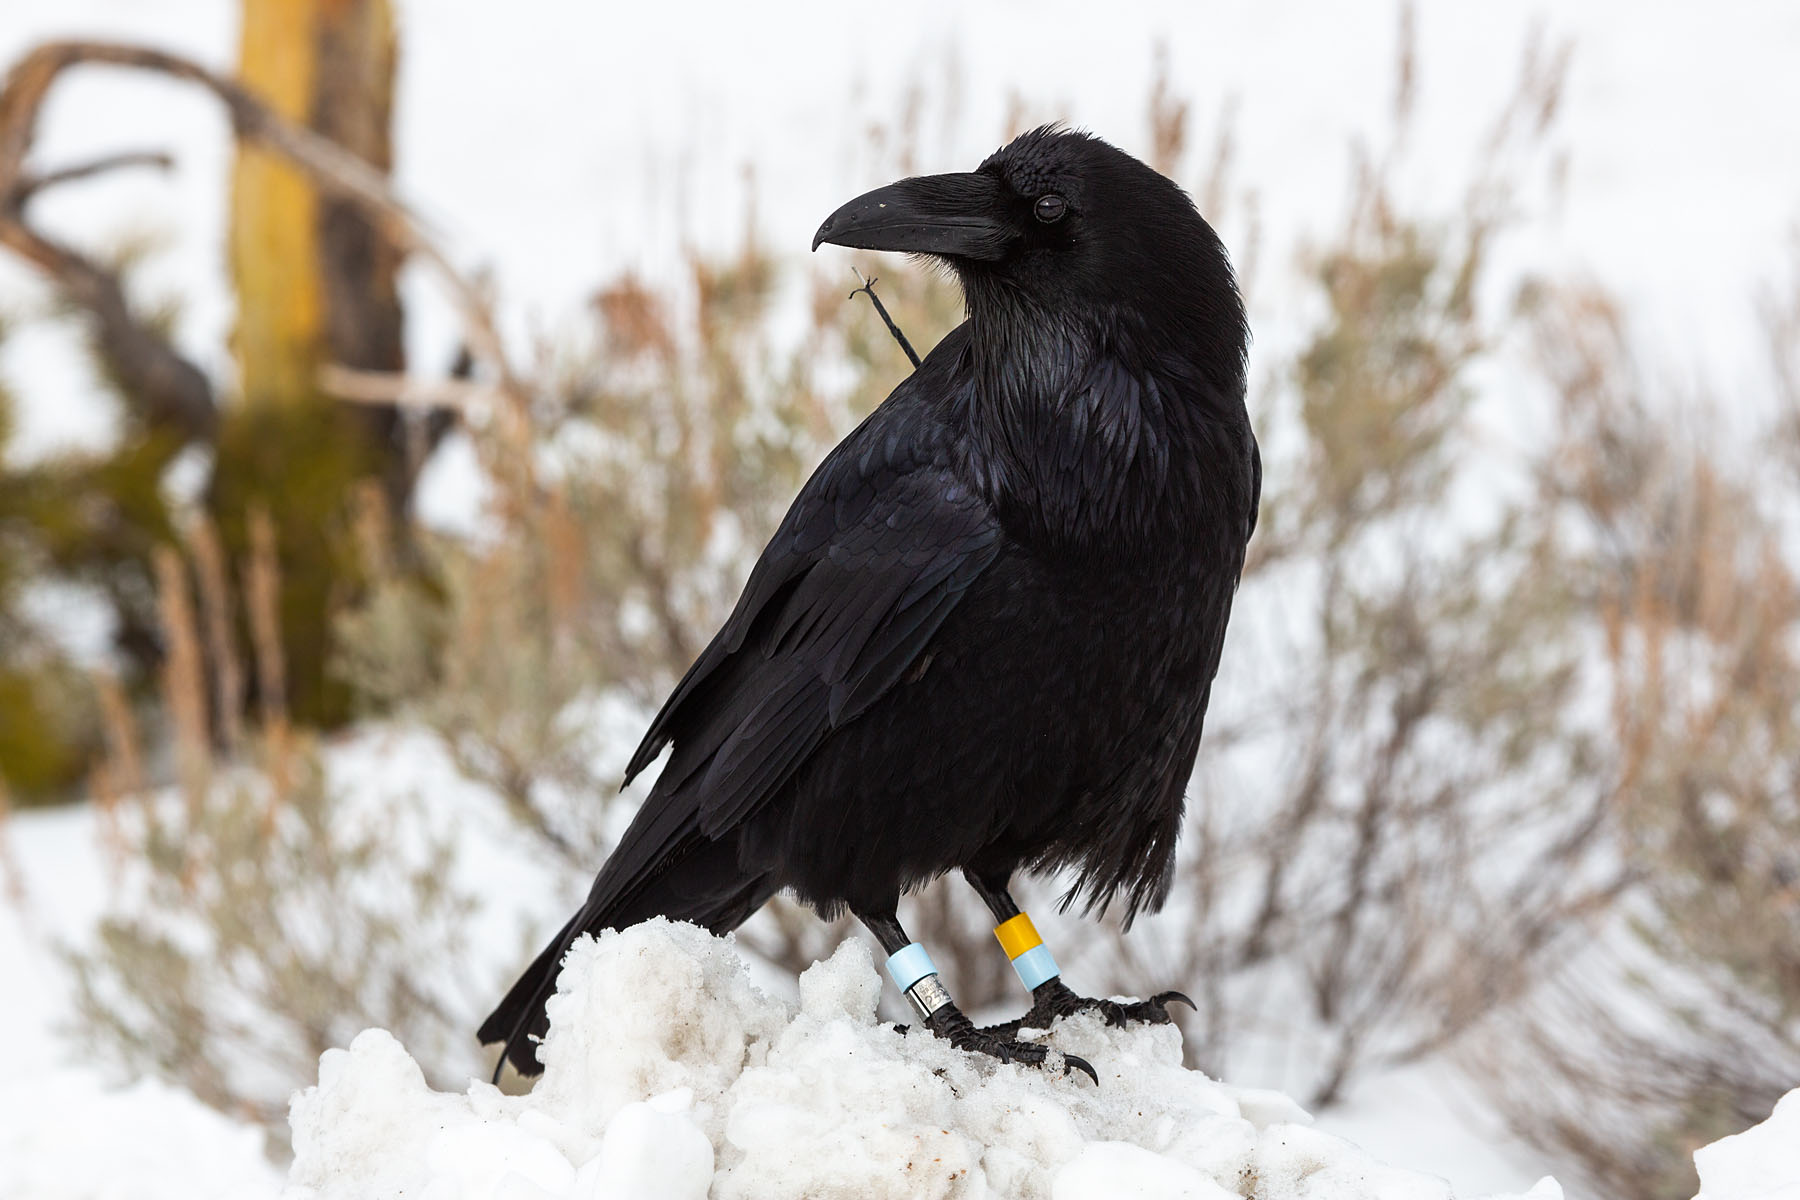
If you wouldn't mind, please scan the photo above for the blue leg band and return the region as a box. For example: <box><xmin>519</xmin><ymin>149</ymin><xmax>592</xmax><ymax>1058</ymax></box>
<box><xmin>885</xmin><ymin>942</ymin><xmax>937</xmax><ymax>992</ymax></box>
<box><xmin>1012</xmin><ymin>944</ymin><xmax>1061</xmax><ymax>991</ymax></box>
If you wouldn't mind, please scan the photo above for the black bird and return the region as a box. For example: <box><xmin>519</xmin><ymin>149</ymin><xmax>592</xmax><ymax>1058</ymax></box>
<box><xmin>480</xmin><ymin>126</ymin><xmax>1258</xmax><ymax>1081</ymax></box>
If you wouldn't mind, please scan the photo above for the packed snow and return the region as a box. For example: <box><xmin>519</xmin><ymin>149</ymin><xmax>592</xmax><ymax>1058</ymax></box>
<box><xmin>1695</xmin><ymin>1090</ymin><xmax>1800</xmax><ymax>1200</ymax></box>
<box><xmin>284</xmin><ymin>918</ymin><xmax>1560</xmax><ymax>1200</ymax></box>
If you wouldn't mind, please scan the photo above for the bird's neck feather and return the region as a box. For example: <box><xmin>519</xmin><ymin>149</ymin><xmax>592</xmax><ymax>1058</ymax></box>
<box><xmin>958</xmin><ymin>296</ymin><xmax>1212</xmax><ymax>558</ymax></box>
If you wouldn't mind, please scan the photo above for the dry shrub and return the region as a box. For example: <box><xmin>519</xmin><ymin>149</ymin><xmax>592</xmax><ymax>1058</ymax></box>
<box><xmin>1464</xmin><ymin>280</ymin><xmax>1800</xmax><ymax>1200</ymax></box>
<box><xmin>63</xmin><ymin>516</ymin><xmax>481</xmax><ymax>1154</ymax></box>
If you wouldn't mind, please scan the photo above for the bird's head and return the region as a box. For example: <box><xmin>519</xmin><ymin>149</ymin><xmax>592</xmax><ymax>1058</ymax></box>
<box><xmin>813</xmin><ymin>126</ymin><xmax>1245</xmax><ymax>381</ymax></box>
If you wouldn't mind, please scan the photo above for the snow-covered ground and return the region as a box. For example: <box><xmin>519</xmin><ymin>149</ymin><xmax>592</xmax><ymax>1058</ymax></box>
<box><xmin>1695</xmin><ymin>1091</ymin><xmax>1800</xmax><ymax>1200</ymax></box>
<box><xmin>0</xmin><ymin>732</ymin><xmax>1549</xmax><ymax>1198</ymax></box>
<box><xmin>285</xmin><ymin>918</ymin><xmax>1562</xmax><ymax>1200</ymax></box>
<box><xmin>5</xmin><ymin>759</ymin><xmax>1799</xmax><ymax>1199</ymax></box>
<box><xmin>0</xmin><ymin>806</ymin><xmax>284</xmax><ymax>1197</ymax></box>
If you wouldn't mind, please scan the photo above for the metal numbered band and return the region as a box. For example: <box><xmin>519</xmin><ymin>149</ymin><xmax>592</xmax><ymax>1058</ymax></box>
<box><xmin>885</xmin><ymin>943</ymin><xmax>953</xmax><ymax>1018</ymax></box>
<box><xmin>904</xmin><ymin>974</ymin><xmax>953</xmax><ymax>1019</ymax></box>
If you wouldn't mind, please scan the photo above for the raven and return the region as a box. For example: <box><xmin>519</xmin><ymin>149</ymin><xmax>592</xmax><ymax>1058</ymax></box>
<box><xmin>480</xmin><ymin>126</ymin><xmax>1258</xmax><ymax>1081</ymax></box>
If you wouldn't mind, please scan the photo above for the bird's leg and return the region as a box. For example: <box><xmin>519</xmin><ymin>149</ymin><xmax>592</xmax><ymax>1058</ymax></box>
<box><xmin>853</xmin><ymin>906</ymin><xmax>1095</xmax><ymax>1084</ymax></box>
<box><xmin>961</xmin><ymin>868</ymin><xmax>1194</xmax><ymax>1036</ymax></box>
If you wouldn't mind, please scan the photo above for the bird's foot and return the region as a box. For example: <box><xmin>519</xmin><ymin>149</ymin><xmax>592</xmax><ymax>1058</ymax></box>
<box><xmin>981</xmin><ymin>977</ymin><xmax>1194</xmax><ymax>1038</ymax></box>
<box><xmin>919</xmin><ymin>1002</ymin><xmax>1097</xmax><ymax>1085</ymax></box>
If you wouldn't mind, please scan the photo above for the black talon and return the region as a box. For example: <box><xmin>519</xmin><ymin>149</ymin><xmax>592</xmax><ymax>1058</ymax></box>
<box><xmin>1100</xmin><ymin>989</ymin><xmax>1195</xmax><ymax>1027</ymax></box>
<box><xmin>920</xmin><ymin>1001</ymin><xmax>1095</xmax><ymax>1085</ymax></box>
<box><xmin>981</xmin><ymin>980</ymin><xmax>1196</xmax><ymax>1036</ymax></box>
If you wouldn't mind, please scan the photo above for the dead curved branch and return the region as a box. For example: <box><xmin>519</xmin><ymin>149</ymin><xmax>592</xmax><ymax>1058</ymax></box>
<box><xmin>0</xmin><ymin>39</ymin><xmax>529</xmax><ymax>428</ymax></box>
<box><xmin>13</xmin><ymin>149</ymin><xmax>175</xmax><ymax>204</ymax></box>
<box><xmin>0</xmin><ymin>192</ymin><xmax>218</xmax><ymax>441</ymax></box>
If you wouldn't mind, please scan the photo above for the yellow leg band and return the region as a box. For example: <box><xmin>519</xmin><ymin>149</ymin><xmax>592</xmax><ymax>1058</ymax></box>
<box><xmin>993</xmin><ymin>912</ymin><xmax>1043</xmax><ymax>960</ymax></box>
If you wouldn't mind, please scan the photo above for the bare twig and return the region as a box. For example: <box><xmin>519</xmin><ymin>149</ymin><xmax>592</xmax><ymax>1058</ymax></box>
<box><xmin>1146</xmin><ymin>42</ymin><xmax>1189</xmax><ymax>177</ymax></box>
<box><xmin>849</xmin><ymin>269</ymin><xmax>920</xmax><ymax>368</ymax></box>
<box><xmin>12</xmin><ymin>149</ymin><xmax>173</xmax><ymax>203</ymax></box>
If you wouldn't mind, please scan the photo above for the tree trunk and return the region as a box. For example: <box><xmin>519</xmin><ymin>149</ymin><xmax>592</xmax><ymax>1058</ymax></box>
<box><xmin>230</xmin><ymin>0</ymin><xmax>403</xmax><ymax>407</ymax></box>
<box><xmin>221</xmin><ymin>0</ymin><xmax>408</xmax><ymax>727</ymax></box>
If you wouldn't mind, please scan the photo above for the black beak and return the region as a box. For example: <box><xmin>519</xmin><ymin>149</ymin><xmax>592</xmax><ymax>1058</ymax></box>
<box><xmin>812</xmin><ymin>172</ymin><xmax>1014</xmax><ymax>261</ymax></box>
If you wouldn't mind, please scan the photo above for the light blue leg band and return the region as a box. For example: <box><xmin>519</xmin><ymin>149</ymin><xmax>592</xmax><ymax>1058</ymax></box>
<box><xmin>1012</xmin><ymin>944</ymin><xmax>1061</xmax><ymax>991</ymax></box>
<box><xmin>885</xmin><ymin>942</ymin><xmax>936</xmax><ymax>991</ymax></box>
<box><xmin>884</xmin><ymin>942</ymin><xmax>952</xmax><ymax>1019</ymax></box>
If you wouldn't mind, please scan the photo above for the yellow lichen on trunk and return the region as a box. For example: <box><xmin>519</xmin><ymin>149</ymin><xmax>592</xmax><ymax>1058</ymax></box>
<box><xmin>230</xmin><ymin>0</ymin><xmax>326</xmax><ymax>407</ymax></box>
<box><xmin>230</xmin><ymin>0</ymin><xmax>398</xmax><ymax>408</ymax></box>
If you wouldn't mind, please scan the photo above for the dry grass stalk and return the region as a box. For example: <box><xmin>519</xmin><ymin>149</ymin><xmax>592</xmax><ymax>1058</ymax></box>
<box><xmin>89</xmin><ymin>670</ymin><xmax>146</xmax><ymax>872</ymax></box>
<box><xmin>189</xmin><ymin>516</ymin><xmax>246</xmax><ymax>756</ymax></box>
<box><xmin>1762</xmin><ymin>233</ymin><xmax>1800</xmax><ymax>482</ymax></box>
<box><xmin>349</xmin><ymin>480</ymin><xmax>395</xmax><ymax>583</ymax></box>
<box><xmin>542</xmin><ymin>485</ymin><xmax>585</xmax><ymax>639</ymax></box>
<box><xmin>152</xmin><ymin>544</ymin><xmax>212</xmax><ymax>820</ymax></box>
<box><xmin>1392</xmin><ymin>3</ymin><xmax>1417</xmax><ymax>133</ymax></box>
<box><xmin>245</xmin><ymin>505</ymin><xmax>292</xmax><ymax>802</ymax></box>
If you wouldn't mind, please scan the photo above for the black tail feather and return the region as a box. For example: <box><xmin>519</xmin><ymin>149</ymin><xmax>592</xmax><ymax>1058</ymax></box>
<box><xmin>477</xmin><ymin>836</ymin><xmax>775</xmax><ymax>1079</ymax></box>
<box><xmin>477</xmin><ymin>911</ymin><xmax>581</xmax><ymax>1080</ymax></box>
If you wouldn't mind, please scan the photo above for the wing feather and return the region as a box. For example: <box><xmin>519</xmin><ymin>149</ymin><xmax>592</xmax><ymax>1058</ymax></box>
<box><xmin>617</xmin><ymin>326</ymin><xmax>998</xmax><ymax>852</ymax></box>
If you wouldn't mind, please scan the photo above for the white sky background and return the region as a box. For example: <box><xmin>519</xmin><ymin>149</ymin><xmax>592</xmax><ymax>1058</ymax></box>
<box><xmin>1</xmin><ymin>0</ymin><xmax>1798</xmax><ymax>464</ymax></box>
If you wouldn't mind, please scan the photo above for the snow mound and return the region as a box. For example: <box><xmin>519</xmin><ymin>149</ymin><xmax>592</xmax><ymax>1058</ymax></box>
<box><xmin>1695</xmin><ymin>1089</ymin><xmax>1800</xmax><ymax>1200</ymax></box>
<box><xmin>285</xmin><ymin>919</ymin><xmax>1557</xmax><ymax>1200</ymax></box>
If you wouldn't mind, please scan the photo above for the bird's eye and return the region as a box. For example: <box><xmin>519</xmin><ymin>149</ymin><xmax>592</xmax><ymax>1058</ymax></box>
<box><xmin>1034</xmin><ymin>194</ymin><xmax>1068</xmax><ymax>224</ymax></box>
